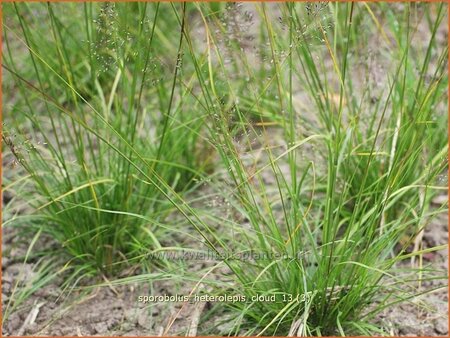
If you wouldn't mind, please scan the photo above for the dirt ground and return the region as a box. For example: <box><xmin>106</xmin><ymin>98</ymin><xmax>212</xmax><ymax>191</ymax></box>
<box><xmin>2</xmin><ymin>188</ymin><xmax>448</xmax><ymax>336</ymax></box>
<box><xmin>375</xmin><ymin>201</ymin><xmax>448</xmax><ymax>337</ymax></box>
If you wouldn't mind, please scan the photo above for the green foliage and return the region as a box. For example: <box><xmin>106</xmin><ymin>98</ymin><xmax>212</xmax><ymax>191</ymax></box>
<box><xmin>3</xmin><ymin>2</ymin><xmax>447</xmax><ymax>336</ymax></box>
<box><xmin>3</xmin><ymin>2</ymin><xmax>210</xmax><ymax>275</ymax></box>
<box><xmin>180</xmin><ymin>2</ymin><xmax>447</xmax><ymax>335</ymax></box>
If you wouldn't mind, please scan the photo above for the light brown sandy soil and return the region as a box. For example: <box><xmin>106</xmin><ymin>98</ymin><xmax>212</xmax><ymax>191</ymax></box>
<box><xmin>1</xmin><ymin>166</ymin><xmax>448</xmax><ymax>336</ymax></box>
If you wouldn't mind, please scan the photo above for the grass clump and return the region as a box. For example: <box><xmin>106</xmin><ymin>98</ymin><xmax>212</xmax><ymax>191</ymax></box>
<box><xmin>180</xmin><ymin>2</ymin><xmax>448</xmax><ymax>335</ymax></box>
<box><xmin>3</xmin><ymin>2</ymin><xmax>210</xmax><ymax>276</ymax></box>
<box><xmin>2</xmin><ymin>2</ymin><xmax>447</xmax><ymax>336</ymax></box>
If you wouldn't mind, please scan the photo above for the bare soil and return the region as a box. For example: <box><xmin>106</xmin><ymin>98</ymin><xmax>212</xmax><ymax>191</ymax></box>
<box><xmin>2</xmin><ymin>190</ymin><xmax>448</xmax><ymax>336</ymax></box>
